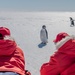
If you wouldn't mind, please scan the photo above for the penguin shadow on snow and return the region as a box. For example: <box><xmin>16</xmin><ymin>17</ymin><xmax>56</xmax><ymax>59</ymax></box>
<box><xmin>38</xmin><ymin>42</ymin><xmax>47</xmax><ymax>48</ymax></box>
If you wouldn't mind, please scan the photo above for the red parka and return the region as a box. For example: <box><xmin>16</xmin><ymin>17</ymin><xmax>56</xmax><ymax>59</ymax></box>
<box><xmin>0</xmin><ymin>39</ymin><xmax>25</xmax><ymax>75</ymax></box>
<box><xmin>40</xmin><ymin>36</ymin><xmax>75</xmax><ymax>75</ymax></box>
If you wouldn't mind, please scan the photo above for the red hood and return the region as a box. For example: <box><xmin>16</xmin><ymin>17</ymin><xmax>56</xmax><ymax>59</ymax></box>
<box><xmin>0</xmin><ymin>40</ymin><xmax>17</xmax><ymax>56</ymax></box>
<box><xmin>58</xmin><ymin>39</ymin><xmax>75</xmax><ymax>55</ymax></box>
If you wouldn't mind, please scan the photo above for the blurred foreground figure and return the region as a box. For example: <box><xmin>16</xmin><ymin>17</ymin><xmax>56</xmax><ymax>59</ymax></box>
<box><xmin>40</xmin><ymin>32</ymin><xmax>75</xmax><ymax>75</ymax></box>
<box><xmin>0</xmin><ymin>27</ymin><xmax>31</xmax><ymax>75</ymax></box>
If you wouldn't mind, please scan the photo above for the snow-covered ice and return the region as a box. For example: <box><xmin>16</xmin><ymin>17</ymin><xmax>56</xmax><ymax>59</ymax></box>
<box><xmin>0</xmin><ymin>11</ymin><xmax>75</xmax><ymax>75</ymax></box>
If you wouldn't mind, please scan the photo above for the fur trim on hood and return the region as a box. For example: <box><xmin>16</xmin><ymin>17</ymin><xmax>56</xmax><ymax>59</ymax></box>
<box><xmin>55</xmin><ymin>35</ymin><xmax>75</xmax><ymax>49</ymax></box>
<box><xmin>4</xmin><ymin>35</ymin><xmax>15</xmax><ymax>41</ymax></box>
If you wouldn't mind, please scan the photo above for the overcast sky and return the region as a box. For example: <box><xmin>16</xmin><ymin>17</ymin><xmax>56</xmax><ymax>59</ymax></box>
<box><xmin>0</xmin><ymin>0</ymin><xmax>75</xmax><ymax>12</ymax></box>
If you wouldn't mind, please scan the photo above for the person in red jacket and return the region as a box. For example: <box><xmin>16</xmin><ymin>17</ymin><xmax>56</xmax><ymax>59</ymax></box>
<box><xmin>40</xmin><ymin>32</ymin><xmax>75</xmax><ymax>75</ymax></box>
<box><xmin>0</xmin><ymin>27</ymin><xmax>31</xmax><ymax>75</ymax></box>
